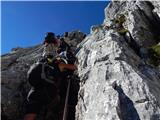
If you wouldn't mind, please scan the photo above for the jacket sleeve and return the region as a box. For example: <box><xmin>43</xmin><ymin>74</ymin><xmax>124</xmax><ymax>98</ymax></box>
<box><xmin>58</xmin><ymin>63</ymin><xmax>77</xmax><ymax>71</ymax></box>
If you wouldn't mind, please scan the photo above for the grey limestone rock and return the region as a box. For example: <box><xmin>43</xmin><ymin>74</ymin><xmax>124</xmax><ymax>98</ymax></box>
<box><xmin>76</xmin><ymin>1</ymin><xmax>160</xmax><ymax>120</ymax></box>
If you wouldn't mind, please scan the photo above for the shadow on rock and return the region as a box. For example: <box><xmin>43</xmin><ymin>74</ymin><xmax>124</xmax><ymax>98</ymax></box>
<box><xmin>112</xmin><ymin>82</ymin><xmax>140</xmax><ymax>120</ymax></box>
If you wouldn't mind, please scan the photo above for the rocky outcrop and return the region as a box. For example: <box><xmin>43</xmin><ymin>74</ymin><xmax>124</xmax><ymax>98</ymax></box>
<box><xmin>104</xmin><ymin>1</ymin><xmax>160</xmax><ymax>47</ymax></box>
<box><xmin>1</xmin><ymin>45</ymin><xmax>43</xmax><ymax>120</ymax></box>
<box><xmin>76</xmin><ymin>1</ymin><xmax>160</xmax><ymax>120</ymax></box>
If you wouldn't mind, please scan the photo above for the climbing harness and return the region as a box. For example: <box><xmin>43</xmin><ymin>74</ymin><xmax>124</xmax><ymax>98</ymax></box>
<box><xmin>63</xmin><ymin>78</ymin><xmax>71</xmax><ymax>120</ymax></box>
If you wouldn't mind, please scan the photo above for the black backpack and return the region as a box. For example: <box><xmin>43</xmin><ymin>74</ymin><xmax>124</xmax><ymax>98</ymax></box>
<box><xmin>27</xmin><ymin>59</ymin><xmax>60</xmax><ymax>88</ymax></box>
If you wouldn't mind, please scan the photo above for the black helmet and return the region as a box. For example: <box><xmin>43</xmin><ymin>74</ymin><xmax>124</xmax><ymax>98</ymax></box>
<box><xmin>45</xmin><ymin>32</ymin><xmax>56</xmax><ymax>43</ymax></box>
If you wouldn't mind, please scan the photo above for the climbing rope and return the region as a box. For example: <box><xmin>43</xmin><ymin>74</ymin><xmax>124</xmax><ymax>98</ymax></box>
<box><xmin>63</xmin><ymin>78</ymin><xmax>71</xmax><ymax>120</ymax></box>
<box><xmin>26</xmin><ymin>45</ymin><xmax>45</xmax><ymax>55</ymax></box>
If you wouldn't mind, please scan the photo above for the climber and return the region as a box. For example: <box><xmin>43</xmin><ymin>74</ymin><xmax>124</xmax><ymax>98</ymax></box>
<box><xmin>71</xmin><ymin>32</ymin><xmax>76</xmax><ymax>40</ymax></box>
<box><xmin>57</xmin><ymin>37</ymin><xmax>71</xmax><ymax>54</ymax></box>
<box><xmin>63</xmin><ymin>32</ymin><xmax>72</xmax><ymax>47</ymax></box>
<box><xmin>58</xmin><ymin>32</ymin><xmax>78</xmax><ymax>59</ymax></box>
<box><xmin>57</xmin><ymin>37</ymin><xmax>77</xmax><ymax>64</ymax></box>
<box><xmin>23</xmin><ymin>55</ymin><xmax>77</xmax><ymax>120</ymax></box>
<box><xmin>42</xmin><ymin>32</ymin><xmax>60</xmax><ymax>57</ymax></box>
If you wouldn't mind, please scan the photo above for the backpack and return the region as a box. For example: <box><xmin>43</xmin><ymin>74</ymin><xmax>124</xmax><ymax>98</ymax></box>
<box><xmin>27</xmin><ymin>59</ymin><xmax>60</xmax><ymax>88</ymax></box>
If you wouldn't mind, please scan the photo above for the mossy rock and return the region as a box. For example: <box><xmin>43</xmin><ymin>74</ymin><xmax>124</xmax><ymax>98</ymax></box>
<box><xmin>148</xmin><ymin>44</ymin><xmax>160</xmax><ymax>67</ymax></box>
<box><xmin>112</xmin><ymin>14</ymin><xmax>126</xmax><ymax>24</ymax></box>
<box><xmin>151</xmin><ymin>44</ymin><xmax>160</xmax><ymax>56</ymax></box>
<box><xmin>118</xmin><ymin>14</ymin><xmax>126</xmax><ymax>23</ymax></box>
<box><xmin>117</xmin><ymin>28</ymin><xmax>129</xmax><ymax>35</ymax></box>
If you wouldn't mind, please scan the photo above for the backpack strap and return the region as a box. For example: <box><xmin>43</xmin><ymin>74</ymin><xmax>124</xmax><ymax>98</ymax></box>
<box><xmin>40</xmin><ymin>62</ymin><xmax>56</xmax><ymax>85</ymax></box>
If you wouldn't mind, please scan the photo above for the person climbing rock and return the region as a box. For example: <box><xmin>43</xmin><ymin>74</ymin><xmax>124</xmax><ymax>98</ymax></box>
<box><xmin>57</xmin><ymin>33</ymin><xmax>79</xmax><ymax>64</ymax></box>
<box><xmin>57</xmin><ymin>37</ymin><xmax>77</xmax><ymax>65</ymax></box>
<box><xmin>56</xmin><ymin>53</ymin><xmax>78</xmax><ymax>120</ymax></box>
<box><xmin>57</xmin><ymin>38</ymin><xmax>71</xmax><ymax>54</ymax></box>
<box><xmin>63</xmin><ymin>32</ymin><xmax>73</xmax><ymax>48</ymax></box>
<box><xmin>70</xmin><ymin>32</ymin><xmax>76</xmax><ymax>40</ymax></box>
<box><xmin>23</xmin><ymin>55</ymin><xmax>77</xmax><ymax>120</ymax></box>
<box><xmin>42</xmin><ymin>32</ymin><xmax>60</xmax><ymax>57</ymax></box>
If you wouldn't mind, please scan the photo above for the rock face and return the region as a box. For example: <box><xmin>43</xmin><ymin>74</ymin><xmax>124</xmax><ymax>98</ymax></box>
<box><xmin>76</xmin><ymin>1</ymin><xmax>160</xmax><ymax>120</ymax></box>
<box><xmin>1</xmin><ymin>31</ymin><xmax>85</xmax><ymax>120</ymax></box>
<box><xmin>1</xmin><ymin>45</ymin><xmax>43</xmax><ymax>120</ymax></box>
<box><xmin>1</xmin><ymin>1</ymin><xmax>160</xmax><ymax>120</ymax></box>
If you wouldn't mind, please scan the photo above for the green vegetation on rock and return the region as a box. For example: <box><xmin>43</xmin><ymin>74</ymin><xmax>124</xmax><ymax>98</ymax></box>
<box><xmin>148</xmin><ymin>43</ymin><xmax>160</xmax><ymax>67</ymax></box>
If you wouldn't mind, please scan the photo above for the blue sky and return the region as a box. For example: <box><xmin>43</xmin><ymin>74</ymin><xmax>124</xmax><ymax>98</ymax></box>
<box><xmin>1</xmin><ymin>1</ymin><xmax>110</xmax><ymax>55</ymax></box>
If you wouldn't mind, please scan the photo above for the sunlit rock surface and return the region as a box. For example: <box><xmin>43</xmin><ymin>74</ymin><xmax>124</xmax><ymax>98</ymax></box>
<box><xmin>76</xmin><ymin>1</ymin><xmax>160</xmax><ymax>120</ymax></box>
